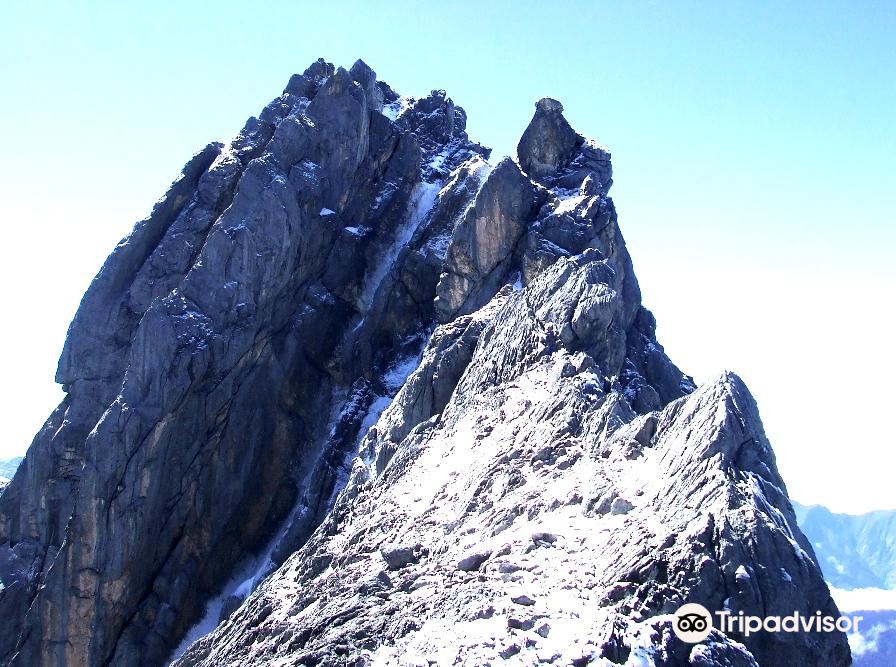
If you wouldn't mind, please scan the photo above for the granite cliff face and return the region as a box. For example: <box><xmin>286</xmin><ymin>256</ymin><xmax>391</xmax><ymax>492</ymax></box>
<box><xmin>0</xmin><ymin>60</ymin><xmax>849</xmax><ymax>666</ymax></box>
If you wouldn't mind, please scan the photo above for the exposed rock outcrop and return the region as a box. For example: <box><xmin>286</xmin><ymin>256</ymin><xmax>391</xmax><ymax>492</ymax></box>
<box><xmin>434</xmin><ymin>157</ymin><xmax>540</xmax><ymax>320</ymax></box>
<box><xmin>517</xmin><ymin>97</ymin><xmax>581</xmax><ymax>180</ymax></box>
<box><xmin>0</xmin><ymin>59</ymin><xmax>485</xmax><ymax>667</ymax></box>
<box><xmin>0</xmin><ymin>61</ymin><xmax>849</xmax><ymax>667</ymax></box>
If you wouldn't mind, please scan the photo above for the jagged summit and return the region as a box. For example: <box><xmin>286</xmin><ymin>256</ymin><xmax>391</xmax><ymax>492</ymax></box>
<box><xmin>517</xmin><ymin>96</ymin><xmax>613</xmax><ymax>195</ymax></box>
<box><xmin>517</xmin><ymin>97</ymin><xmax>581</xmax><ymax>179</ymax></box>
<box><xmin>0</xmin><ymin>59</ymin><xmax>848</xmax><ymax>667</ymax></box>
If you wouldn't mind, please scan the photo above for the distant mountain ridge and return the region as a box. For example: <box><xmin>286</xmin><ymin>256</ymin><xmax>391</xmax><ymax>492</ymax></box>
<box><xmin>0</xmin><ymin>458</ymin><xmax>22</xmax><ymax>482</ymax></box>
<box><xmin>794</xmin><ymin>501</ymin><xmax>896</xmax><ymax>590</ymax></box>
<box><xmin>841</xmin><ymin>609</ymin><xmax>896</xmax><ymax>667</ymax></box>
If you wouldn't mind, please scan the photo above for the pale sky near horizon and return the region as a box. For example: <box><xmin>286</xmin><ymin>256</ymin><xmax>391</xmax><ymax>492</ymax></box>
<box><xmin>0</xmin><ymin>1</ymin><xmax>893</xmax><ymax>513</ymax></box>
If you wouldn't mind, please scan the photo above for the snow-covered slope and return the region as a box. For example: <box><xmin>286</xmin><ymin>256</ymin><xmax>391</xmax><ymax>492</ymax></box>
<box><xmin>179</xmin><ymin>359</ymin><xmax>845</xmax><ymax>666</ymax></box>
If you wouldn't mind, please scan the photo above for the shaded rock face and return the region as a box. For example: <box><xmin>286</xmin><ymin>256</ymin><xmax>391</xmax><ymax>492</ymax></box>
<box><xmin>0</xmin><ymin>58</ymin><xmax>482</xmax><ymax>667</ymax></box>
<box><xmin>516</xmin><ymin>97</ymin><xmax>612</xmax><ymax>194</ymax></box>
<box><xmin>434</xmin><ymin>157</ymin><xmax>540</xmax><ymax>320</ymax></box>
<box><xmin>517</xmin><ymin>97</ymin><xmax>581</xmax><ymax>180</ymax></box>
<box><xmin>0</xmin><ymin>63</ymin><xmax>848</xmax><ymax>667</ymax></box>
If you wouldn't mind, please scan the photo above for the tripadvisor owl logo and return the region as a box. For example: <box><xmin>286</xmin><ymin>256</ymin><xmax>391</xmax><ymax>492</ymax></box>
<box><xmin>673</xmin><ymin>603</ymin><xmax>713</xmax><ymax>642</ymax></box>
<box><xmin>672</xmin><ymin>602</ymin><xmax>862</xmax><ymax>643</ymax></box>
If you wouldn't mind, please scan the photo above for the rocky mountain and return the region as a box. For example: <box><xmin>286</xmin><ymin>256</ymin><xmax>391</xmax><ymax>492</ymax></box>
<box><xmin>0</xmin><ymin>59</ymin><xmax>850</xmax><ymax>666</ymax></box>
<box><xmin>794</xmin><ymin>501</ymin><xmax>896</xmax><ymax>591</ymax></box>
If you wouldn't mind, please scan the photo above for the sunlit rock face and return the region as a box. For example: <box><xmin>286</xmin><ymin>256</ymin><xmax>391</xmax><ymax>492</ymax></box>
<box><xmin>0</xmin><ymin>60</ymin><xmax>848</xmax><ymax>667</ymax></box>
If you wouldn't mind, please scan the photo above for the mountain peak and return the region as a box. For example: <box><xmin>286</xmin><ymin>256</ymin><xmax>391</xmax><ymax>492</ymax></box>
<box><xmin>517</xmin><ymin>96</ymin><xmax>581</xmax><ymax>181</ymax></box>
<box><xmin>302</xmin><ymin>56</ymin><xmax>333</xmax><ymax>80</ymax></box>
<box><xmin>535</xmin><ymin>96</ymin><xmax>565</xmax><ymax>114</ymax></box>
<box><xmin>517</xmin><ymin>96</ymin><xmax>613</xmax><ymax>195</ymax></box>
<box><xmin>0</xmin><ymin>61</ymin><xmax>848</xmax><ymax>667</ymax></box>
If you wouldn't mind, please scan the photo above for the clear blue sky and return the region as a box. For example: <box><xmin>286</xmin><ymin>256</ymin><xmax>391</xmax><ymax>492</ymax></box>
<box><xmin>0</xmin><ymin>1</ymin><xmax>893</xmax><ymax>511</ymax></box>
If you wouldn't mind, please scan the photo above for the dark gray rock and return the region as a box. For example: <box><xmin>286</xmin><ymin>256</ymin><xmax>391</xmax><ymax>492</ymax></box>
<box><xmin>0</xmin><ymin>60</ymin><xmax>490</xmax><ymax>667</ymax></box>
<box><xmin>380</xmin><ymin>544</ymin><xmax>422</xmax><ymax>570</ymax></box>
<box><xmin>349</xmin><ymin>59</ymin><xmax>384</xmax><ymax>112</ymax></box>
<box><xmin>518</xmin><ymin>96</ymin><xmax>612</xmax><ymax>194</ymax></box>
<box><xmin>517</xmin><ymin>98</ymin><xmax>581</xmax><ymax>180</ymax></box>
<box><xmin>457</xmin><ymin>551</ymin><xmax>491</xmax><ymax>572</ymax></box>
<box><xmin>434</xmin><ymin>157</ymin><xmax>540</xmax><ymax>320</ymax></box>
<box><xmin>393</xmin><ymin>90</ymin><xmax>490</xmax><ymax>181</ymax></box>
<box><xmin>218</xmin><ymin>596</ymin><xmax>243</xmax><ymax>624</ymax></box>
